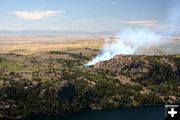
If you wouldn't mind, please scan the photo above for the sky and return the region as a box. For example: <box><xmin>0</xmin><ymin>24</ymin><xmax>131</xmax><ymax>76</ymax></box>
<box><xmin>0</xmin><ymin>0</ymin><xmax>175</xmax><ymax>32</ymax></box>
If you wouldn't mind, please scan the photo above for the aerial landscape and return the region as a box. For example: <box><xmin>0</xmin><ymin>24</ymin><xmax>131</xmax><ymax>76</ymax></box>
<box><xmin>0</xmin><ymin>0</ymin><xmax>180</xmax><ymax>120</ymax></box>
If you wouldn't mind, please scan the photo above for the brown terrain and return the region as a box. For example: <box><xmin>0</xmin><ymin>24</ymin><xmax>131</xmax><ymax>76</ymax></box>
<box><xmin>0</xmin><ymin>36</ymin><xmax>104</xmax><ymax>55</ymax></box>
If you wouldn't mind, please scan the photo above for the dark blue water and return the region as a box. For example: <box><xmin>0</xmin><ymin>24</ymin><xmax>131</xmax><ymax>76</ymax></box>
<box><xmin>29</xmin><ymin>105</ymin><xmax>164</xmax><ymax>120</ymax></box>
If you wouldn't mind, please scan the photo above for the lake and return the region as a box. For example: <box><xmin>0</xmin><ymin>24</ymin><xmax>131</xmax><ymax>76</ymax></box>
<box><xmin>29</xmin><ymin>105</ymin><xmax>164</xmax><ymax>120</ymax></box>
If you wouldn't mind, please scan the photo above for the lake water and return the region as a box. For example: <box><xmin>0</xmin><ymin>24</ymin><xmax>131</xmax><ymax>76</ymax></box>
<box><xmin>29</xmin><ymin>105</ymin><xmax>164</xmax><ymax>120</ymax></box>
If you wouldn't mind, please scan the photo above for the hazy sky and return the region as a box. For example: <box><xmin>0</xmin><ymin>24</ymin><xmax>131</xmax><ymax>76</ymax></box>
<box><xmin>0</xmin><ymin>0</ymin><xmax>175</xmax><ymax>32</ymax></box>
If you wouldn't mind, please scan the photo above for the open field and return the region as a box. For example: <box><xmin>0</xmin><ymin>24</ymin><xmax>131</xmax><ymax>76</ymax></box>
<box><xmin>0</xmin><ymin>36</ymin><xmax>104</xmax><ymax>55</ymax></box>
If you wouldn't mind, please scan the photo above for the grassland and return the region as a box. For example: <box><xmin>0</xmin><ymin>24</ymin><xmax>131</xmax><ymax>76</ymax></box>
<box><xmin>0</xmin><ymin>36</ymin><xmax>104</xmax><ymax>55</ymax></box>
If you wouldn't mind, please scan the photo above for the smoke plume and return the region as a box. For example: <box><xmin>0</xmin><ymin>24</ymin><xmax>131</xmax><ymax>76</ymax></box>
<box><xmin>85</xmin><ymin>0</ymin><xmax>180</xmax><ymax>66</ymax></box>
<box><xmin>168</xmin><ymin>0</ymin><xmax>180</xmax><ymax>35</ymax></box>
<box><xmin>85</xmin><ymin>29</ymin><xmax>162</xmax><ymax>66</ymax></box>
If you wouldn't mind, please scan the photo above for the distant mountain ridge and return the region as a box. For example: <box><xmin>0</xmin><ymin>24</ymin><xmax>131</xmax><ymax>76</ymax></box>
<box><xmin>0</xmin><ymin>29</ymin><xmax>116</xmax><ymax>36</ymax></box>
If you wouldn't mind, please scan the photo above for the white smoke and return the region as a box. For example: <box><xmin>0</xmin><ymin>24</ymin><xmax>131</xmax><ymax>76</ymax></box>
<box><xmin>168</xmin><ymin>0</ymin><xmax>180</xmax><ymax>35</ymax></box>
<box><xmin>85</xmin><ymin>0</ymin><xmax>180</xmax><ymax>66</ymax></box>
<box><xmin>85</xmin><ymin>29</ymin><xmax>162</xmax><ymax>66</ymax></box>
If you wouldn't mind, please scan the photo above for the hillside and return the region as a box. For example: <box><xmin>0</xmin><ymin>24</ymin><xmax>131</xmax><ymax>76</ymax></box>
<box><xmin>94</xmin><ymin>55</ymin><xmax>180</xmax><ymax>85</ymax></box>
<box><xmin>0</xmin><ymin>48</ymin><xmax>179</xmax><ymax>119</ymax></box>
